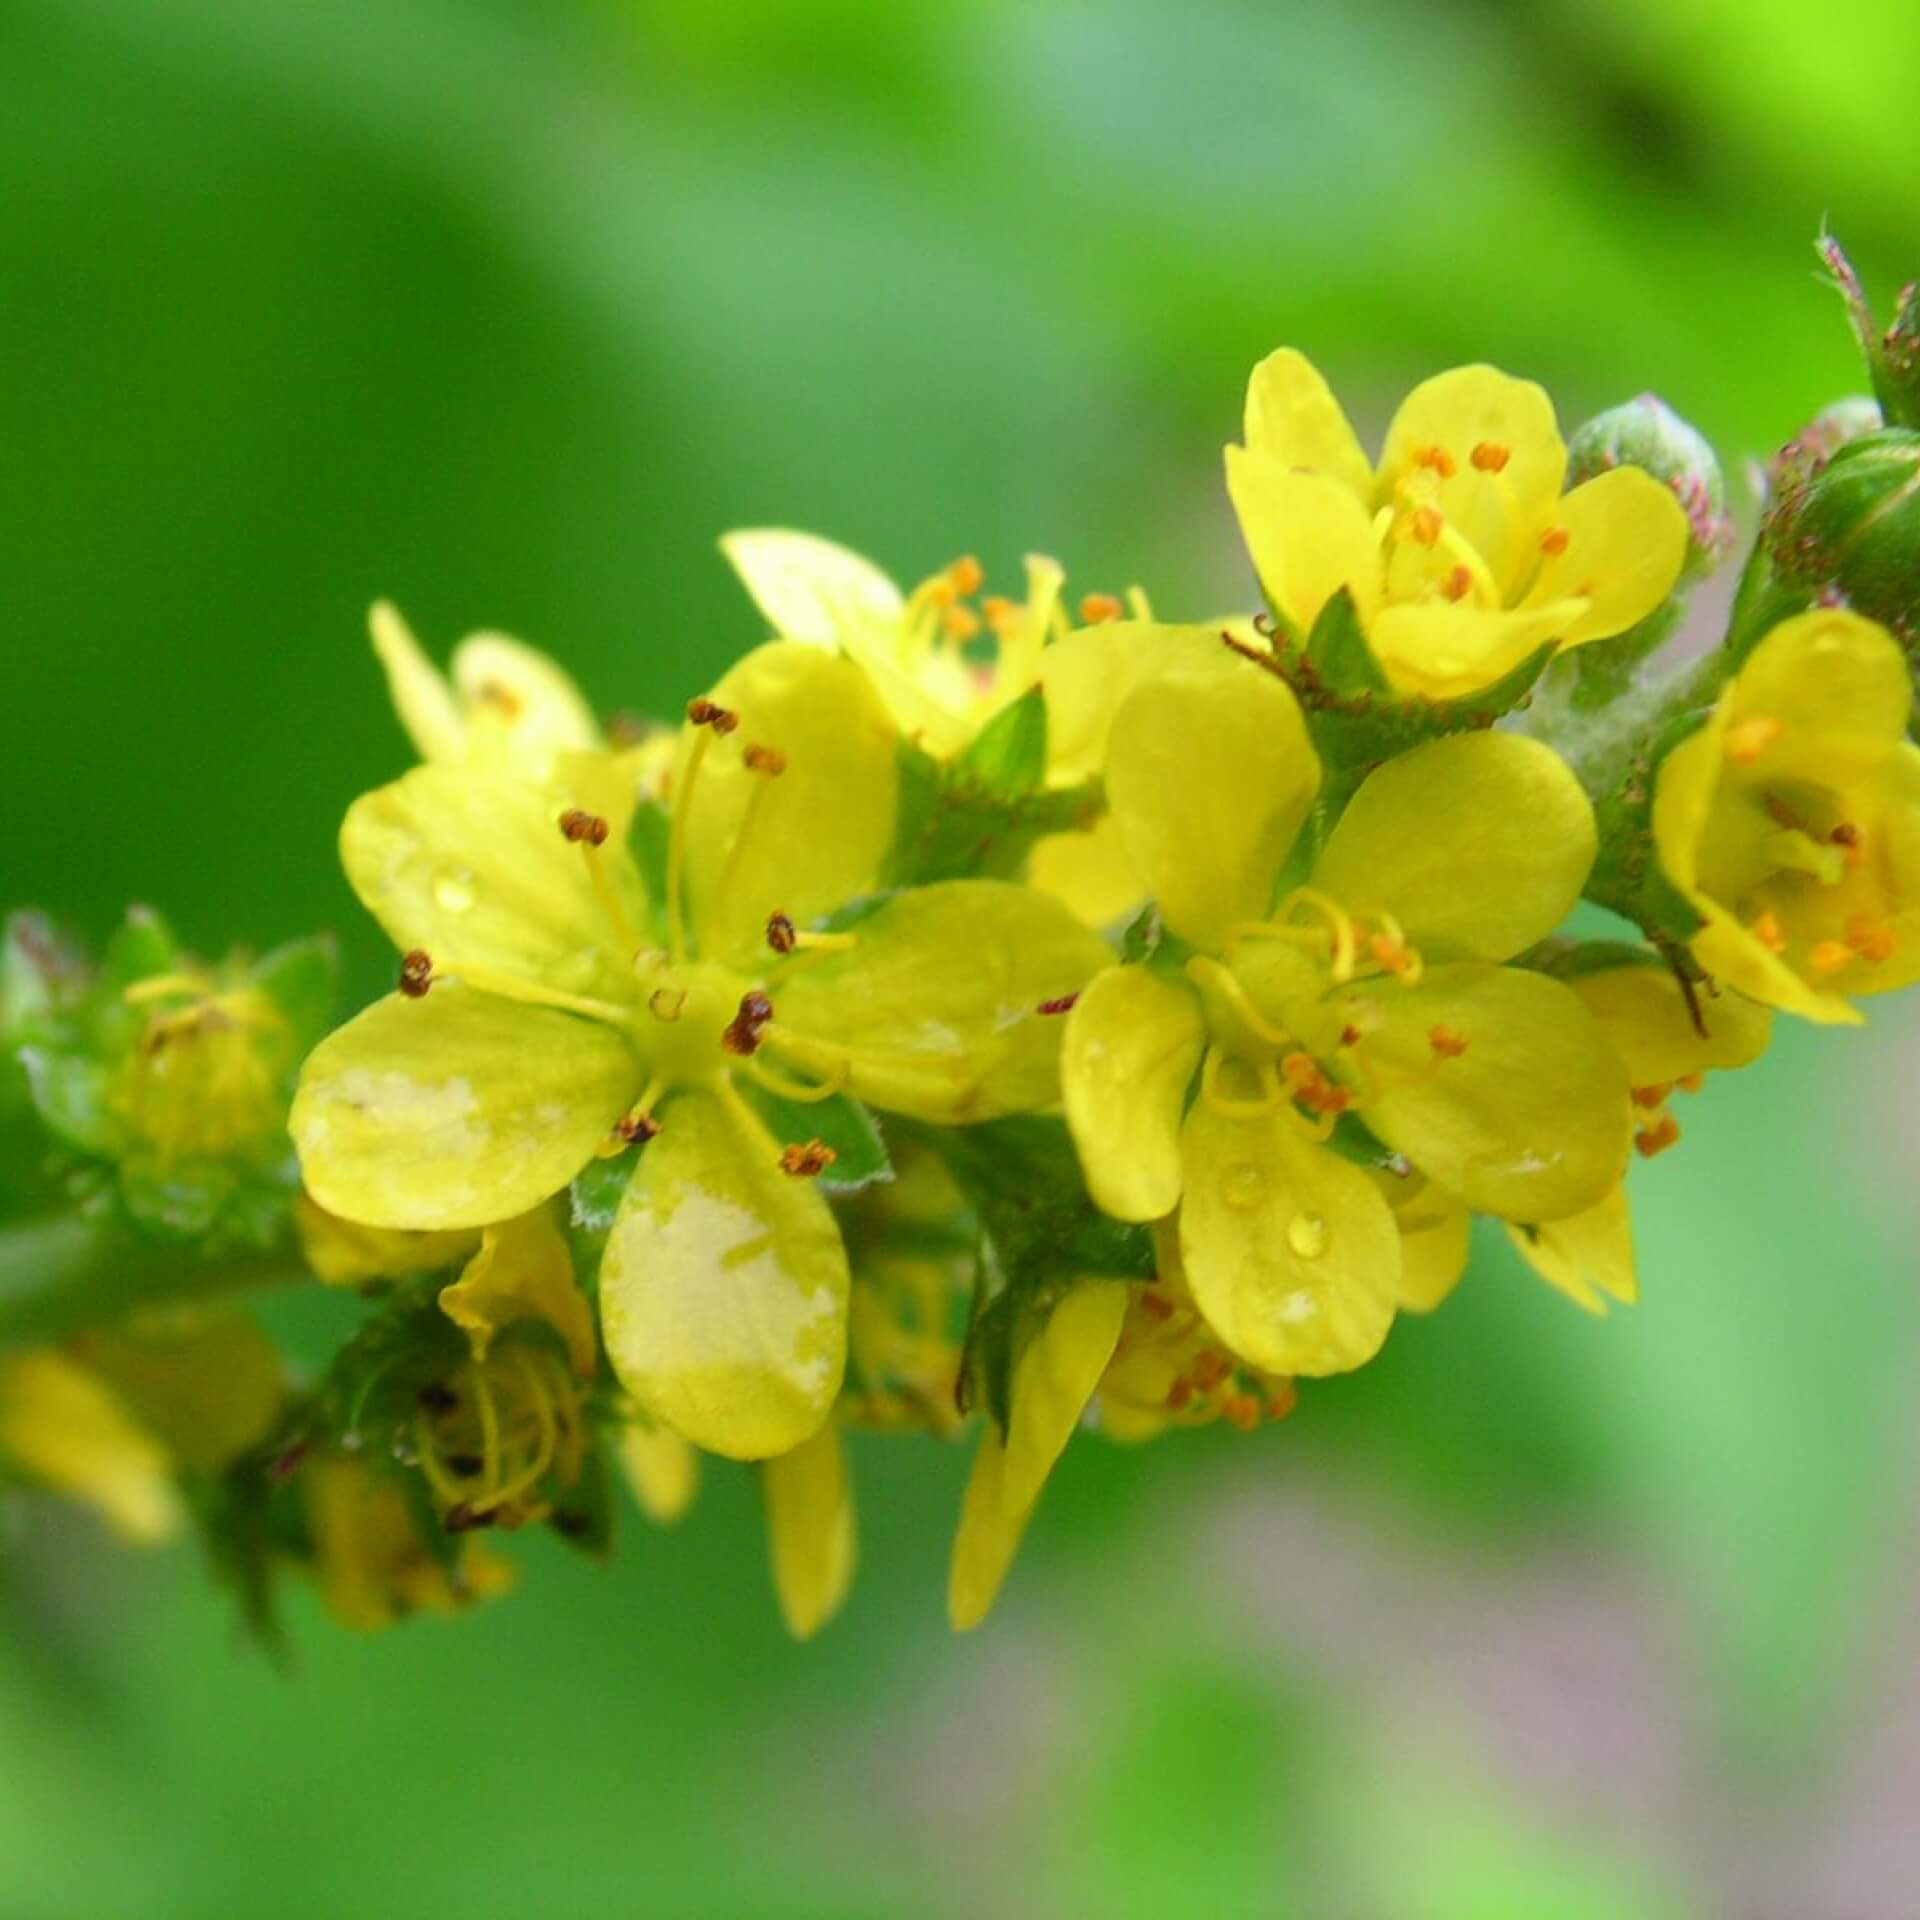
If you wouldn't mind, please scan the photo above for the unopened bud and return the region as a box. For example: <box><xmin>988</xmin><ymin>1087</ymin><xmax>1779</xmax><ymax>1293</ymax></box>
<box><xmin>1567</xmin><ymin>394</ymin><xmax>1731</xmax><ymax>573</ymax></box>
<box><xmin>1768</xmin><ymin>395</ymin><xmax>1883</xmax><ymax>499</ymax></box>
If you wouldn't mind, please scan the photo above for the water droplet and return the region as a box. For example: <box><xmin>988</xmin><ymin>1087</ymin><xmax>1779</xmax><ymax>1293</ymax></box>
<box><xmin>1287</xmin><ymin>1211</ymin><xmax>1329</xmax><ymax>1259</ymax></box>
<box><xmin>1220</xmin><ymin>1163</ymin><xmax>1266</xmax><ymax>1212</ymax></box>
<box><xmin>434</xmin><ymin>869</ymin><xmax>477</xmax><ymax>914</ymax></box>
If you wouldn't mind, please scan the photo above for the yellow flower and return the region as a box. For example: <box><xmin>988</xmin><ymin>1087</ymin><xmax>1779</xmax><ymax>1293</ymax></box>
<box><xmin>1510</xmin><ymin>955</ymin><xmax>1770</xmax><ymax>1312</ymax></box>
<box><xmin>293</xmin><ymin>641</ymin><xmax>1108</xmax><ymax>1461</ymax></box>
<box><xmin>305</xmin><ymin>1454</ymin><xmax>514</xmax><ymax>1632</ymax></box>
<box><xmin>0</xmin><ymin>1315</ymin><xmax>283</xmax><ymax>1542</ymax></box>
<box><xmin>369</xmin><ymin>600</ymin><xmax>602</xmax><ymax>774</ymax></box>
<box><xmin>436</xmin><ymin>1205</ymin><xmax>598</xmax><ymax>1383</ymax></box>
<box><xmin>1225</xmin><ymin>351</ymin><xmax>1690</xmax><ymax>699</ymax></box>
<box><xmin>1061</xmin><ymin>637</ymin><xmax>1629</xmax><ymax>1380</ymax></box>
<box><xmin>1653</xmin><ymin>608</ymin><xmax>1920</xmax><ymax>1025</ymax></box>
<box><xmin>721</xmin><ymin>529</ymin><xmax>1071</xmax><ymax>757</ymax></box>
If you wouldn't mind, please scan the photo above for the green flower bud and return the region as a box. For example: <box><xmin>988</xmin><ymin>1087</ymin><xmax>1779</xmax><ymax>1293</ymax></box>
<box><xmin>1818</xmin><ymin>233</ymin><xmax>1920</xmax><ymax>430</ymax></box>
<box><xmin>1767</xmin><ymin>394</ymin><xmax>1883</xmax><ymax>499</ymax></box>
<box><xmin>1763</xmin><ymin>428</ymin><xmax>1920</xmax><ymax>656</ymax></box>
<box><xmin>1568</xmin><ymin>394</ymin><xmax>1732</xmax><ymax>575</ymax></box>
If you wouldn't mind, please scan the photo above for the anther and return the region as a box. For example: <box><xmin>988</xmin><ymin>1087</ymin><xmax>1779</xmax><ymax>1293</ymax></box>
<box><xmin>721</xmin><ymin>990</ymin><xmax>774</xmax><ymax>1056</ymax></box>
<box><xmin>1412</xmin><ymin>444</ymin><xmax>1457</xmax><ymax>478</ymax></box>
<box><xmin>1338</xmin><ymin>1024</ymin><xmax>1363</xmax><ymax>1048</ymax></box>
<box><xmin>982</xmin><ymin>595</ymin><xmax>1018</xmax><ymax>635</ymax></box>
<box><xmin>1846</xmin><ymin>916</ymin><xmax>1897</xmax><ymax>965</ymax></box>
<box><xmin>1079</xmin><ymin>592</ymin><xmax>1125</xmax><ymax>624</ymax></box>
<box><xmin>1634</xmin><ymin>1114</ymin><xmax>1682</xmax><ymax>1158</ymax></box>
<box><xmin>742</xmin><ymin>743</ymin><xmax>787</xmax><ymax>776</ymax></box>
<box><xmin>558</xmin><ymin>808</ymin><xmax>610</xmax><ymax>846</ymax></box>
<box><xmin>419</xmin><ymin>1382</ymin><xmax>459</xmax><ymax>1414</ymax></box>
<box><xmin>1629</xmin><ymin>1084</ymin><xmax>1670</xmax><ymax>1110</ymax></box>
<box><xmin>1809</xmin><ymin>940</ymin><xmax>1851</xmax><ymax>976</ymax></box>
<box><xmin>399</xmin><ymin>949</ymin><xmax>435</xmax><ymax>998</ymax></box>
<box><xmin>1410</xmin><ymin>505</ymin><xmax>1444</xmax><ymax>547</ymax></box>
<box><xmin>1470</xmin><ymin>441</ymin><xmax>1510</xmax><ymax>472</ymax></box>
<box><xmin>1726</xmin><ymin>716</ymin><xmax>1784</xmax><ymax>766</ymax></box>
<box><xmin>1750</xmin><ymin>909</ymin><xmax>1786</xmax><ymax>953</ymax></box>
<box><xmin>946</xmin><ymin>554</ymin><xmax>984</xmax><ymax>596</ymax></box>
<box><xmin>1831</xmin><ymin>821</ymin><xmax>1866</xmax><ymax>869</ymax></box>
<box><xmin>1443</xmin><ymin>565</ymin><xmax>1473</xmax><ymax>602</ymax></box>
<box><xmin>685</xmin><ymin>697</ymin><xmax>739</xmax><ymax>735</ymax></box>
<box><xmin>474</xmin><ymin>681</ymin><xmax>524</xmax><ymax>720</ymax></box>
<box><xmin>1427</xmin><ymin>1025</ymin><xmax>1470</xmax><ymax>1059</ymax></box>
<box><xmin>615</xmin><ymin>1110</ymin><xmax>663</xmax><ymax>1145</ymax></box>
<box><xmin>1539</xmin><ymin>526</ymin><xmax>1571</xmax><ymax>557</ymax></box>
<box><xmin>779</xmin><ymin>1139</ymin><xmax>838</xmax><ymax>1178</ymax></box>
<box><xmin>1368</xmin><ymin>930</ymin><xmax>1419</xmax><ymax>979</ymax></box>
<box><xmin>766</xmin><ymin>911</ymin><xmax>798</xmax><ymax>955</ymax></box>
<box><xmin>943</xmin><ymin>603</ymin><xmax>981</xmax><ymax>641</ymax></box>
<box><xmin>1037</xmin><ymin>993</ymin><xmax>1081</xmax><ymax>1016</ymax></box>
<box><xmin>1137</xmin><ymin>1289</ymin><xmax>1175</xmax><ymax>1322</ymax></box>
<box><xmin>1676</xmin><ymin>1073</ymin><xmax>1705</xmax><ymax>1095</ymax></box>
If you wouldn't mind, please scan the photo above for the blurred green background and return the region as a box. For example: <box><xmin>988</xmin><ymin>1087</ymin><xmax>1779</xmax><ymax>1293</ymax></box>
<box><xmin>4</xmin><ymin>1</ymin><xmax>1920</xmax><ymax>1914</ymax></box>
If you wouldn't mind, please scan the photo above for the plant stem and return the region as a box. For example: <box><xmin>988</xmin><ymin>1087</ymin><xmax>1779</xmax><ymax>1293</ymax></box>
<box><xmin>0</xmin><ymin>1213</ymin><xmax>308</xmax><ymax>1348</ymax></box>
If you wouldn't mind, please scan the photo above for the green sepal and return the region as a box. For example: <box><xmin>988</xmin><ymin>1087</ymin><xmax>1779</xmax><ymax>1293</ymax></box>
<box><xmin>956</xmin><ymin>684</ymin><xmax>1048</xmax><ymax>799</ymax></box>
<box><xmin>1304</xmin><ymin>588</ymin><xmax>1390</xmax><ymax>697</ymax></box>
<box><xmin>1513</xmin><ymin>936</ymin><xmax>1672</xmax><ymax>983</ymax></box>
<box><xmin>882</xmin><ymin>736</ymin><xmax>1099</xmax><ymax>886</ymax></box>
<box><xmin>735</xmin><ymin>1081</ymin><xmax>893</xmax><ymax>1195</ymax></box>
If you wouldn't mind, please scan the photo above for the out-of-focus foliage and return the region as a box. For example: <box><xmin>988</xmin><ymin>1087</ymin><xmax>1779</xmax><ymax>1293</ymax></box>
<box><xmin>2</xmin><ymin>1</ymin><xmax>1917</xmax><ymax>1914</ymax></box>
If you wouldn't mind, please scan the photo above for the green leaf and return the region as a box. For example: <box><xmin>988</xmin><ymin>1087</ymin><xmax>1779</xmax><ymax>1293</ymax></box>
<box><xmin>955</xmin><ymin>685</ymin><xmax>1048</xmax><ymax>799</ymax></box>
<box><xmin>736</xmin><ymin>1082</ymin><xmax>893</xmax><ymax>1195</ymax></box>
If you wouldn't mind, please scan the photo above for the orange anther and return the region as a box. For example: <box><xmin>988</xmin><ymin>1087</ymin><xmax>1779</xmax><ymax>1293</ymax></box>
<box><xmin>946</xmin><ymin>554</ymin><xmax>984</xmax><ymax>597</ymax></box>
<box><xmin>981</xmin><ymin>594</ymin><xmax>1018</xmax><ymax>635</ymax></box>
<box><xmin>1222</xmin><ymin>1394</ymin><xmax>1260</xmax><ymax>1432</ymax></box>
<box><xmin>1443</xmin><ymin>565</ymin><xmax>1473</xmax><ymax>602</ymax></box>
<box><xmin>1368</xmin><ymin>931</ymin><xmax>1417</xmax><ymax>977</ymax></box>
<box><xmin>1750</xmin><ymin>909</ymin><xmax>1786</xmax><ymax>953</ymax></box>
<box><xmin>1809</xmin><ymin>940</ymin><xmax>1851</xmax><ymax>976</ymax></box>
<box><xmin>1427</xmin><ymin>1024</ymin><xmax>1470</xmax><ymax>1059</ymax></box>
<box><xmin>1726</xmin><ymin>715</ymin><xmax>1784</xmax><ymax>766</ymax></box>
<box><xmin>779</xmin><ymin>1139</ymin><xmax>838</xmax><ymax>1178</ymax></box>
<box><xmin>685</xmin><ymin>697</ymin><xmax>739</xmax><ymax>735</ymax></box>
<box><xmin>1629</xmin><ymin>1084</ymin><xmax>1670</xmax><ymax>1110</ymax></box>
<box><xmin>616</xmin><ymin>1109</ymin><xmax>662</xmax><ymax>1145</ymax></box>
<box><xmin>1845</xmin><ymin>917</ymin><xmax>1897</xmax><ymax>965</ymax></box>
<box><xmin>1079</xmin><ymin>592</ymin><xmax>1125</xmax><ymax>624</ymax></box>
<box><xmin>558</xmin><ymin>807</ymin><xmax>610</xmax><ymax>845</ymax></box>
<box><xmin>942</xmin><ymin>603</ymin><xmax>982</xmax><ymax>642</ymax></box>
<box><xmin>742</xmin><ymin>743</ymin><xmax>788</xmax><ymax>776</ymax></box>
<box><xmin>1165</xmin><ymin>1378</ymin><xmax>1195</xmax><ymax>1412</ymax></box>
<box><xmin>1634</xmin><ymin>1114</ymin><xmax>1682</xmax><ymax>1158</ymax></box>
<box><xmin>1539</xmin><ymin>526</ymin><xmax>1571</xmax><ymax>557</ymax></box>
<box><xmin>1676</xmin><ymin>1073</ymin><xmax>1704</xmax><ymax>1095</ymax></box>
<box><xmin>1192</xmin><ymin>1351</ymin><xmax>1233</xmax><ymax>1392</ymax></box>
<box><xmin>1413</xmin><ymin>444</ymin><xmax>1457</xmax><ymax>479</ymax></box>
<box><xmin>1470</xmin><ymin>441</ymin><xmax>1511</xmax><ymax>473</ymax></box>
<box><xmin>1410</xmin><ymin>505</ymin><xmax>1444</xmax><ymax>547</ymax></box>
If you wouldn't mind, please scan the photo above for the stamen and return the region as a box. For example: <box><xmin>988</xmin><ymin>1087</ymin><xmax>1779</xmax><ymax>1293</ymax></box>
<box><xmin>612</xmin><ymin>1104</ymin><xmax>663</xmax><ymax>1147</ymax></box>
<box><xmin>443</xmin><ymin>964</ymin><xmax>630</xmax><ymax>1026</ymax></box>
<box><xmin>982</xmin><ymin>595</ymin><xmax>1018</xmax><ymax>636</ymax></box>
<box><xmin>559</xmin><ymin>808</ymin><xmax>610</xmax><ymax>847</ymax></box>
<box><xmin>707</xmin><ymin>740</ymin><xmax>790</xmax><ymax>939</ymax></box>
<box><xmin>1809</xmin><ymin>940</ymin><xmax>1851</xmax><ymax>976</ymax></box>
<box><xmin>942</xmin><ymin>603</ymin><xmax>981</xmax><ymax>643</ymax></box>
<box><xmin>1443</xmin><ymin>565</ymin><xmax>1473</xmax><ymax>603</ymax></box>
<box><xmin>562</xmin><ymin>808</ymin><xmax>646</xmax><ymax>954</ymax></box>
<box><xmin>1831</xmin><ymin>822</ymin><xmax>1866</xmax><ymax>869</ymax></box>
<box><xmin>1037</xmin><ymin>993</ymin><xmax>1081</xmax><ymax>1016</ymax></box>
<box><xmin>1538</xmin><ymin>527</ymin><xmax>1570</xmax><ymax>557</ymax></box>
<box><xmin>398</xmin><ymin>949</ymin><xmax>434</xmax><ymax>999</ymax></box>
<box><xmin>1676</xmin><ymin>1073</ymin><xmax>1705</xmax><ymax>1095</ymax></box>
<box><xmin>1365</xmin><ymin>919</ymin><xmax>1423</xmax><ymax>985</ymax></box>
<box><xmin>739</xmin><ymin>1052</ymin><xmax>850</xmax><ymax>1104</ymax></box>
<box><xmin>1261</xmin><ymin>890</ymin><xmax>1359</xmax><ymax>982</ymax></box>
<box><xmin>1630</xmin><ymin>1084</ymin><xmax>1671</xmax><ymax>1110</ymax></box>
<box><xmin>1846</xmin><ymin>916</ymin><xmax>1897</xmax><ymax>965</ymax></box>
<box><xmin>946</xmin><ymin>554</ymin><xmax>984</xmax><ymax>597</ymax></box>
<box><xmin>1427</xmin><ymin>1025</ymin><xmax>1470</xmax><ymax>1058</ymax></box>
<box><xmin>1470</xmin><ymin>442</ymin><xmax>1510</xmax><ymax>473</ymax></box>
<box><xmin>721</xmin><ymin>990</ymin><xmax>774</xmax><ymax>1056</ymax></box>
<box><xmin>779</xmin><ymin>1139</ymin><xmax>838</xmax><ymax>1178</ymax></box>
<box><xmin>1410</xmin><ymin>505</ymin><xmax>1444</xmax><ymax>547</ymax></box>
<box><xmin>1750</xmin><ymin>909</ymin><xmax>1786</xmax><ymax>953</ymax></box>
<box><xmin>1186</xmin><ymin>955</ymin><xmax>1295</xmax><ymax>1049</ymax></box>
<box><xmin>684</xmin><ymin>698</ymin><xmax>738</xmax><ymax>735</ymax></box>
<box><xmin>1126</xmin><ymin>585</ymin><xmax>1154</xmax><ymax>622</ymax></box>
<box><xmin>1279</xmin><ymin>1051</ymin><xmax>1351</xmax><ymax>1118</ymax></box>
<box><xmin>1634</xmin><ymin>1113</ymin><xmax>1681</xmax><ymax>1158</ymax></box>
<box><xmin>1412</xmin><ymin>444</ymin><xmax>1457</xmax><ymax>479</ymax></box>
<box><xmin>1079</xmin><ymin>592</ymin><xmax>1125</xmax><ymax>624</ymax></box>
<box><xmin>1726</xmin><ymin>716</ymin><xmax>1784</xmax><ymax>766</ymax></box>
<box><xmin>766</xmin><ymin>911</ymin><xmax>797</xmax><ymax>955</ymax></box>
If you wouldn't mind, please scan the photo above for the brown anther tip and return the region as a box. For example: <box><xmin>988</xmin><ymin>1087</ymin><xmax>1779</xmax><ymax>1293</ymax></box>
<box><xmin>399</xmin><ymin>949</ymin><xmax>434</xmax><ymax>998</ymax></box>
<box><xmin>721</xmin><ymin>989</ymin><xmax>774</xmax><ymax>1056</ymax></box>
<box><xmin>779</xmin><ymin>1138</ymin><xmax>838</xmax><ymax>1178</ymax></box>
<box><xmin>1470</xmin><ymin>441</ymin><xmax>1511</xmax><ymax>473</ymax></box>
<box><xmin>742</xmin><ymin>742</ymin><xmax>788</xmax><ymax>776</ymax></box>
<box><xmin>1830</xmin><ymin>821</ymin><xmax>1861</xmax><ymax>846</ymax></box>
<box><xmin>765</xmin><ymin>911</ymin><xmax>798</xmax><ymax>955</ymax></box>
<box><xmin>1539</xmin><ymin>526</ymin><xmax>1571</xmax><ymax>556</ymax></box>
<box><xmin>559</xmin><ymin>807</ymin><xmax>611</xmax><ymax>846</ymax></box>
<box><xmin>1634</xmin><ymin>1115</ymin><xmax>1682</xmax><ymax>1159</ymax></box>
<box><xmin>616</xmin><ymin>1110</ymin><xmax>663</xmax><ymax>1145</ymax></box>
<box><xmin>1079</xmin><ymin>592</ymin><xmax>1125</xmax><ymax>624</ymax></box>
<box><xmin>686</xmin><ymin>697</ymin><xmax>739</xmax><ymax>734</ymax></box>
<box><xmin>1426</xmin><ymin>1025</ymin><xmax>1470</xmax><ymax>1059</ymax></box>
<box><xmin>1036</xmin><ymin>992</ymin><xmax>1081</xmax><ymax>1016</ymax></box>
<box><xmin>1136</xmin><ymin>1289</ymin><xmax>1175</xmax><ymax>1322</ymax></box>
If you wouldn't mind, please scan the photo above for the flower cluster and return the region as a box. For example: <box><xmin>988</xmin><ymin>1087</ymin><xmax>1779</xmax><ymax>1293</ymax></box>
<box><xmin>5</xmin><ymin>238</ymin><xmax>1919</xmax><ymax>1640</ymax></box>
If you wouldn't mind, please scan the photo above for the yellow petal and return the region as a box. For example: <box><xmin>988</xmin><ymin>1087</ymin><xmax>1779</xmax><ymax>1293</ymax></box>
<box><xmin>1062</xmin><ymin>965</ymin><xmax>1204</xmax><ymax>1221</ymax></box>
<box><xmin>1241</xmin><ymin>347</ymin><xmax>1374</xmax><ymax>501</ymax></box>
<box><xmin>1105</xmin><ymin>642</ymin><xmax>1319</xmax><ymax>952</ymax></box>
<box><xmin>438</xmin><ymin>1206</ymin><xmax>598</xmax><ymax>1379</ymax></box>
<box><xmin>762</xmin><ymin>1421</ymin><xmax>856</xmax><ymax>1639</ymax></box>
<box><xmin>1225</xmin><ymin>450</ymin><xmax>1383</xmax><ymax>635</ymax></box>
<box><xmin>293</xmin><ymin>1192</ymin><xmax>480</xmax><ymax>1287</ymax></box>
<box><xmin>369</xmin><ymin>601</ymin><xmax>466</xmax><ymax>762</ymax></box>
<box><xmin>1378</xmin><ymin>365</ymin><xmax>1566</xmax><ymax>587</ymax></box>
<box><xmin>293</xmin><ymin>987</ymin><xmax>640</xmax><ymax>1229</ymax></box>
<box><xmin>341</xmin><ymin>761</ymin><xmax>648</xmax><ymax>1006</ymax></box>
<box><xmin>1507</xmin><ymin>1183</ymin><xmax>1636</xmax><ymax>1314</ymax></box>
<box><xmin>1519</xmin><ymin>467</ymin><xmax>1689</xmax><ymax>645</ymax></box>
<box><xmin>681</xmin><ymin>641</ymin><xmax>899</xmax><ymax>966</ymax></box>
<box><xmin>599</xmin><ymin>1084</ymin><xmax>849</xmax><ymax>1461</ymax></box>
<box><xmin>615</xmin><ymin>1422</ymin><xmax>700</xmax><ymax>1524</ymax></box>
<box><xmin>719</xmin><ymin>528</ymin><xmax>905</xmax><ymax>648</ymax></box>
<box><xmin>450</xmin><ymin>631</ymin><xmax>603</xmax><ymax>763</ymax></box>
<box><xmin>70</xmin><ymin>1316</ymin><xmax>283</xmax><ymax>1472</ymax></box>
<box><xmin>1570</xmin><ymin>963</ymin><xmax>1771</xmax><ymax>1086</ymax></box>
<box><xmin>1025</xmin><ymin>812</ymin><xmax>1145</xmax><ymax>930</ymax></box>
<box><xmin>1367</xmin><ymin>601</ymin><xmax>1570</xmax><ymax>701</ymax></box>
<box><xmin>1311</xmin><ymin>731</ymin><xmax>1596</xmax><ymax>960</ymax></box>
<box><xmin>0</xmin><ymin>1350</ymin><xmax>182</xmax><ymax>1543</ymax></box>
<box><xmin>1388</xmin><ymin>1179</ymin><xmax>1471</xmax><ymax>1312</ymax></box>
<box><xmin>947</xmin><ymin>1283</ymin><xmax>1127</xmax><ymax>1630</ymax></box>
<box><xmin>1725</xmin><ymin>608</ymin><xmax>1912</xmax><ymax>788</ymax></box>
<box><xmin>768</xmin><ymin>880</ymin><xmax>1111</xmax><ymax>1124</ymax></box>
<box><xmin>1037</xmin><ymin>619</ymin><xmax>1209</xmax><ymax>785</ymax></box>
<box><xmin>1177</xmin><ymin>1099</ymin><xmax>1400</xmax><ymax>1377</ymax></box>
<box><xmin>1358</xmin><ymin>964</ymin><xmax>1630</xmax><ymax>1222</ymax></box>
